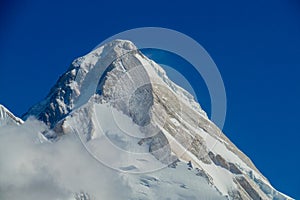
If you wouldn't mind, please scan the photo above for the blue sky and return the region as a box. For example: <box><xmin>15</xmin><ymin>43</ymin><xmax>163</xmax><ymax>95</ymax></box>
<box><xmin>0</xmin><ymin>0</ymin><xmax>299</xmax><ymax>198</ymax></box>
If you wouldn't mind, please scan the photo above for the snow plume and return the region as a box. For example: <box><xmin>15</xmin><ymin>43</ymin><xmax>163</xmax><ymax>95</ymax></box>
<box><xmin>0</xmin><ymin>118</ymin><xmax>128</xmax><ymax>200</ymax></box>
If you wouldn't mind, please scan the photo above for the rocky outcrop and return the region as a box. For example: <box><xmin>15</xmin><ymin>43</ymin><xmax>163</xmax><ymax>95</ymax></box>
<box><xmin>235</xmin><ymin>176</ymin><xmax>263</xmax><ymax>200</ymax></box>
<box><xmin>188</xmin><ymin>134</ymin><xmax>211</xmax><ymax>164</ymax></box>
<box><xmin>22</xmin><ymin>65</ymin><xmax>77</xmax><ymax>128</ymax></box>
<box><xmin>208</xmin><ymin>151</ymin><xmax>242</xmax><ymax>175</ymax></box>
<box><xmin>229</xmin><ymin>162</ymin><xmax>242</xmax><ymax>175</ymax></box>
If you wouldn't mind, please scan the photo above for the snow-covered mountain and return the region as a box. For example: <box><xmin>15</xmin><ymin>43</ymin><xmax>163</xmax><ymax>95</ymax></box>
<box><xmin>0</xmin><ymin>104</ymin><xmax>23</xmax><ymax>126</ymax></box>
<box><xmin>3</xmin><ymin>40</ymin><xmax>292</xmax><ymax>199</ymax></box>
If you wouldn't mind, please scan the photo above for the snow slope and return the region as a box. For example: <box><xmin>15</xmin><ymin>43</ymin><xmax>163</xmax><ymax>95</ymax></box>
<box><xmin>0</xmin><ymin>104</ymin><xmax>23</xmax><ymax>126</ymax></box>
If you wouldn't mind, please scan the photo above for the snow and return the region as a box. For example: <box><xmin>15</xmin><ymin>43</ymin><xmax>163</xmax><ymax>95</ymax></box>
<box><xmin>72</xmin><ymin>40</ymin><xmax>137</xmax><ymax>109</ymax></box>
<box><xmin>65</xmin><ymin>102</ymin><xmax>166</xmax><ymax>173</ymax></box>
<box><xmin>58</xmin><ymin>101</ymin><xmax>227</xmax><ymax>199</ymax></box>
<box><xmin>161</xmin><ymin>126</ymin><xmax>236</xmax><ymax>196</ymax></box>
<box><xmin>123</xmin><ymin>162</ymin><xmax>226</xmax><ymax>200</ymax></box>
<box><xmin>170</xmin><ymin>117</ymin><xmax>180</xmax><ymax>127</ymax></box>
<box><xmin>0</xmin><ymin>104</ymin><xmax>23</xmax><ymax>126</ymax></box>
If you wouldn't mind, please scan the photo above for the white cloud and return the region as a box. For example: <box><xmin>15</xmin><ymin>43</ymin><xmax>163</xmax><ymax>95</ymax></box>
<box><xmin>0</xmin><ymin>119</ymin><xmax>129</xmax><ymax>200</ymax></box>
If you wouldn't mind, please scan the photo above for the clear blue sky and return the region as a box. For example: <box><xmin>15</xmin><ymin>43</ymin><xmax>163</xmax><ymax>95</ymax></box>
<box><xmin>0</xmin><ymin>0</ymin><xmax>299</xmax><ymax>198</ymax></box>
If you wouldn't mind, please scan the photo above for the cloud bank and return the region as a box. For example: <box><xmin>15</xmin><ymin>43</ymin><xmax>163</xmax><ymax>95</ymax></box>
<box><xmin>0</xmin><ymin>119</ymin><xmax>129</xmax><ymax>200</ymax></box>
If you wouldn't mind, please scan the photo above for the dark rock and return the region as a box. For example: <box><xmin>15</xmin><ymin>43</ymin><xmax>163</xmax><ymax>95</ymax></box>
<box><xmin>229</xmin><ymin>162</ymin><xmax>242</xmax><ymax>174</ymax></box>
<box><xmin>187</xmin><ymin>161</ymin><xmax>193</xmax><ymax>169</ymax></box>
<box><xmin>235</xmin><ymin>176</ymin><xmax>263</xmax><ymax>200</ymax></box>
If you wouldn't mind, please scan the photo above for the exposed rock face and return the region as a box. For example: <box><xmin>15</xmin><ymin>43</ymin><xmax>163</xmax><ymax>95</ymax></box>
<box><xmin>22</xmin><ymin>65</ymin><xmax>77</xmax><ymax>128</ymax></box>
<box><xmin>235</xmin><ymin>176</ymin><xmax>263</xmax><ymax>200</ymax></box>
<box><xmin>148</xmin><ymin>131</ymin><xmax>175</xmax><ymax>164</ymax></box>
<box><xmin>229</xmin><ymin>162</ymin><xmax>242</xmax><ymax>175</ymax></box>
<box><xmin>189</xmin><ymin>135</ymin><xmax>211</xmax><ymax>164</ymax></box>
<box><xmin>209</xmin><ymin>151</ymin><xmax>230</xmax><ymax>170</ymax></box>
<box><xmin>209</xmin><ymin>151</ymin><xmax>243</xmax><ymax>175</ymax></box>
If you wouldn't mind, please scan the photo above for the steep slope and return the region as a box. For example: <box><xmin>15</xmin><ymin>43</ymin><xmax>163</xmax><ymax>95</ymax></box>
<box><xmin>0</xmin><ymin>104</ymin><xmax>23</xmax><ymax>126</ymax></box>
<box><xmin>22</xmin><ymin>40</ymin><xmax>137</xmax><ymax>128</ymax></box>
<box><xmin>23</xmin><ymin>40</ymin><xmax>292</xmax><ymax>200</ymax></box>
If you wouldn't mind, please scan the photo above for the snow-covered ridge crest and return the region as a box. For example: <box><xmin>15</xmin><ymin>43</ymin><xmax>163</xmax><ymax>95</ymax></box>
<box><xmin>0</xmin><ymin>104</ymin><xmax>23</xmax><ymax>126</ymax></box>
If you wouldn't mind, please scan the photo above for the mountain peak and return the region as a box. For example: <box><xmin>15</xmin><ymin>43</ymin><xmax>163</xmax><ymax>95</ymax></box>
<box><xmin>94</xmin><ymin>39</ymin><xmax>136</xmax><ymax>51</ymax></box>
<box><xmin>23</xmin><ymin>39</ymin><xmax>205</xmax><ymax>128</ymax></box>
<box><xmin>22</xmin><ymin>39</ymin><xmax>138</xmax><ymax>127</ymax></box>
<box><xmin>21</xmin><ymin>40</ymin><xmax>292</xmax><ymax>200</ymax></box>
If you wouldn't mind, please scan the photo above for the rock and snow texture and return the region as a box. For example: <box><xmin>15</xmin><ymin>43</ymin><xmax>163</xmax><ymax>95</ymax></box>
<box><xmin>20</xmin><ymin>40</ymin><xmax>292</xmax><ymax>200</ymax></box>
<box><xmin>22</xmin><ymin>40</ymin><xmax>138</xmax><ymax>128</ymax></box>
<box><xmin>0</xmin><ymin>104</ymin><xmax>23</xmax><ymax>126</ymax></box>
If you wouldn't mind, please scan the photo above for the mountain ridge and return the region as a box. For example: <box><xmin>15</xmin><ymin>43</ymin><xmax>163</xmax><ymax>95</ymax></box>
<box><xmin>0</xmin><ymin>104</ymin><xmax>23</xmax><ymax>126</ymax></box>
